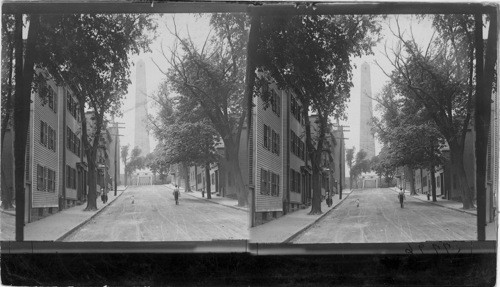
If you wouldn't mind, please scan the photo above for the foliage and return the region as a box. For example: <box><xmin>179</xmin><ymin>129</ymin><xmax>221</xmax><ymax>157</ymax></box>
<box><xmin>350</xmin><ymin>149</ymin><xmax>371</xmax><ymax>186</ymax></box>
<box><xmin>125</xmin><ymin>146</ymin><xmax>145</xmax><ymax>177</ymax></box>
<box><xmin>370</xmin><ymin>145</ymin><xmax>396</xmax><ymax>185</ymax></box>
<box><xmin>379</xmin><ymin>15</ymin><xmax>487</xmax><ymax>208</ymax></box>
<box><xmin>154</xmin><ymin>14</ymin><xmax>249</xmax><ymax>205</ymax></box>
<box><xmin>254</xmin><ymin>14</ymin><xmax>382</xmax><ymax>213</ymax></box>
<box><xmin>27</xmin><ymin>14</ymin><xmax>156</xmax><ymax>210</ymax></box>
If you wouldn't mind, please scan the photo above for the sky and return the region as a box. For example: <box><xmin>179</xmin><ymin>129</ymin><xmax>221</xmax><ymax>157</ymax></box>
<box><xmin>116</xmin><ymin>14</ymin><xmax>440</xmax><ymax>173</ymax></box>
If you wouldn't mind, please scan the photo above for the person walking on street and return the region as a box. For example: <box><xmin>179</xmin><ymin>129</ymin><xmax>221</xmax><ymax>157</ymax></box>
<box><xmin>173</xmin><ymin>185</ymin><xmax>180</xmax><ymax>205</ymax></box>
<box><xmin>398</xmin><ymin>187</ymin><xmax>405</xmax><ymax>208</ymax></box>
<box><xmin>356</xmin><ymin>199</ymin><xmax>360</xmax><ymax>208</ymax></box>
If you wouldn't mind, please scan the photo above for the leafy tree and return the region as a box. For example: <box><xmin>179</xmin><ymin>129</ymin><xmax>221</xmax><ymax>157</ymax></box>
<box><xmin>150</xmin><ymin>84</ymin><xmax>221</xmax><ymax>197</ymax></box>
<box><xmin>255</xmin><ymin>15</ymin><xmax>382</xmax><ymax>214</ymax></box>
<box><xmin>350</xmin><ymin>149</ymin><xmax>371</xmax><ymax>188</ymax></box>
<box><xmin>346</xmin><ymin>147</ymin><xmax>355</xmax><ymax>190</ymax></box>
<box><xmin>125</xmin><ymin>146</ymin><xmax>145</xmax><ymax>183</ymax></box>
<box><xmin>26</xmin><ymin>14</ymin><xmax>156</xmax><ymax>211</ymax></box>
<box><xmin>370</xmin><ymin>146</ymin><xmax>396</xmax><ymax>187</ymax></box>
<box><xmin>380</xmin><ymin>15</ymin><xmax>496</xmax><ymax>208</ymax></box>
<box><xmin>1</xmin><ymin>14</ymin><xmax>15</xmax><ymax>209</ymax></box>
<box><xmin>372</xmin><ymin>83</ymin><xmax>445</xmax><ymax>198</ymax></box>
<box><xmin>120</xmin><ymin>144</ymin><xmax>130</xmax><ymax>186</ymax></box>
<box><xmin>144</xmin><ymin>148</ymin><xmax>170</xmax><ymax>184</ymax></box>
<box><xmin>155</xmin><ymin>14</ymin><xmax>248</xmax><ymax>205</ymax></box>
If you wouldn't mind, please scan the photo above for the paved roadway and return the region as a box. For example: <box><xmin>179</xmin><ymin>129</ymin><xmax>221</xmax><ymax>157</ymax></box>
<box><xmin>292</xmin><ymin>188</ymin><xmax>478</xmax><ymax>243</ymax></box>
<box><xmin>64</xmin><ymin>185</ymin><xmax>248</xmax><ymax>241</ymax></box>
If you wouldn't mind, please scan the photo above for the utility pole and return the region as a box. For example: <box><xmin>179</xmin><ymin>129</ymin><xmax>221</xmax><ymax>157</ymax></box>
<box><xmin>110</xmin><ymin>117</ymin><xmax>125</xmax><ymax>196</ymax></box>
<box><xmin>335</xmin><ymin>121</ymin><xmax>349</xmax><ymax>200</ymax></box>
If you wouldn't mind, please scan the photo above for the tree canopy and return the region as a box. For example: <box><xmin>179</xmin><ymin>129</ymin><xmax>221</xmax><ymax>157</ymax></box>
<box><xmin>254</xmin><ymin>15</ymin><xmax>382</xmax><ymax>214</ymax></box>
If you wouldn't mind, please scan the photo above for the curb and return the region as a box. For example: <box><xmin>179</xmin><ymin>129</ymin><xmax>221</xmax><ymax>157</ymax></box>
<box><xmin>165</xmin><ymin>184</ymin><xmax>247</xmax><ymax>212</ymax></box>
<box><xmin>410</xmin><ymin>194</ymin><xmax>477</xmax><ymax>216</ymax></box>
<box><xmin>282</xmin><ymin>192</ymin><xmax>352</xmax><ymax>243</ymax></box>
<box><xmin>55</xmin><ymin>188</ymin><xmax>126</xmax><ymax>242</ymax></box>
<box><xmin>390</xmin><ymin>186</ymin><xmax>477</xmax><ymax>216</ymax></box>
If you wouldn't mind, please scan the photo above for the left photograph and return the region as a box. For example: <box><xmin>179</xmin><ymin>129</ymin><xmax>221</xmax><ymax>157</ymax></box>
<box><xmin>1</xmin><ymin>13</ymin><xmax>250</xmax><ymax>241</ymax></box>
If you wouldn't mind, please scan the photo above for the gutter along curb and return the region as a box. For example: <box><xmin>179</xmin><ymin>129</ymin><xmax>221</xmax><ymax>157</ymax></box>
<box><xmin>55</xmin><ymin>186</ymin><xmax>127</xmax><ymax>242</ymax></box>
<box><xmin>282</xmin><ymin>192</ymin><xmax>352</xmax><ymax>243</ymax></box>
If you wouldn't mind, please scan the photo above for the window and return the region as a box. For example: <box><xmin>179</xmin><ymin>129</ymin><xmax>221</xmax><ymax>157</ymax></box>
<box><xmin>47</xmin><ymin>126</ymin><xmax>56</xmax><ymax>152</ymax></box>
<box><xmin>269</xmin><ymin>173</ymin><xmax>280</xmax><ymax>196</ymax></box>
<box><xmin>75</xmin><ymin>136</ymin><xmax>80</xmax><ymax>156</ymax></box>
<box><xmin>37</xmin><ymin>164</ymin><xmax>45</xmax><ymax>191</ymax></box>
<box><xmin>66</xmin><ymin>127</ymin><xmax>80</xmax><ymax>156</ymax></box>
<box><xmin>211</xmin><ymin>173</ymin><xmax>215</xmax><ymax>183</ymax></box>
<box><xmin>40</xmin><ymin>121</ymin><xmax>47</xmax><ymax>146</ymax></box>
<box><xmin>67</xmin><ymin>93</ymin><xmax>78</xmax><ymax>119</ymax></box>
<box><xmin>66</xmin><ymin>165</ymin><xmax>77</xmax><ymax>189</ymax></box>
<box><xmin>270</xmin><ymin>90</ymin><xmax>280</xmax><ymax>117</ymax></box>
<box><xmin>47</xmin><ymin>86</ymin><xmax>57</xmax><ymax>113</ymax></box>
<box><xmin>261</xmin><ymin>169</ymin><xmax>268</xmax><ymax>195</ymax></box>
<box><xmin>422</xmin><ymin>176</ymin><xmax>427</xmax><ymax>187</ymax></box>
<box><xmin>47</xmin><ymin>168</ymin><xmax>56</xmax><ymax>192</ymax></box>
<box><xmin>290</xmin><ymin>168</ymin><xmax>295</xmax><ymax>193</ymax></box>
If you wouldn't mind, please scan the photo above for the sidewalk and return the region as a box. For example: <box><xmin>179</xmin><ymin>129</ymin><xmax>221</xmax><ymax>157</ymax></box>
<box><xmin>1</xmin><ymin>186</ymin><xmax>127</xmax><ymax>241</ymax></box>
<box><xmin>165</xmin><ymin>184</ymin><xmax>247</xmax><ymax>212</ymax></box>
<box><xmin>250</xmin><ymin>190</ymin><xmax>353</xmax><ymax>243</ymax></box>
<box><xmin>391</xmin><ymin>187</ymin><xmax>497</xmax><ymax>240</ymax></box>
<box><xmin>390</xmin><ymin>187</ymin><xmax>477</xmax><ymax>216</ymax></box>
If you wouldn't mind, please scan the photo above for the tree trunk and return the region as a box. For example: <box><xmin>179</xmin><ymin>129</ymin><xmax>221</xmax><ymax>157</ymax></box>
<box><xmin>450</xmin><ymin>146</ymin><xmax>474</xmax><ymax>209</ymax></box>
<box><xmin>309</xmin><ymin>161</ymin><xmax>323</xmax><ymax>215</ymax></box>
<box><xmin>85</xmin><ymin>159</ymin><xmax>98</xmax><ymax>211</ymax></box>
<box><xmin>205</xmin><ymin>162</ymin><xmax>211</xmax><ymax>199</ymax></box>
<box><xmin>407</xmin><ymin>166</ymin><xmax>416</xmax><ymax>195</ymax></box>
<box><xmin>225</xmin><ymin>142</ymin><xmax>247</xmax><ymax>206</ymax></box>
<box><xmin>307</xmin><ymin>113</ymin><xmax>327</xmax><ymax>215</ymax></box>
<box><xmin>430</xmin><ymin>163</ymin><xmax>437</xmax><ymax>202</ymax></box>
<box><xmin>13</xmin><ymin>14</ymin><xmax>40</xmax><ymax>240</ymax></box>
<box><xmin>183</xmin><ymin>163</ymin><xmax>191</xmax><ymax>192</ymax></box>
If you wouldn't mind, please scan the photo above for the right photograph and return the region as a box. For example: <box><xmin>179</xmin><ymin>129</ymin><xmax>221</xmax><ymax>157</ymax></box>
<box><xmin>248</xmin><ymin>12</ymin><xmax>498</xmax><ymax>244</ymax></box>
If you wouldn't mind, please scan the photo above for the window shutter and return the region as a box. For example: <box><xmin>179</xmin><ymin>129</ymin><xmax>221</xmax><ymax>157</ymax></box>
<box><xmin>53</xmin><ymin>88</ymin><xmax>57</xmax><ymax>113</ymax></box>
<box><xmin>260</xmin><ymin>169</ymin><xmax>265</xmax><ymax>194</ymax></box>
<box><xmin>268</xmin><ymin>170</ymin><xmax>271</xmax><ymax>195</ymax></box>
<box><xmin>276</xmin><ymin>133</ymin><xmax>280</xmax><ymax>155</ymax></box>
<box><xmin>290</xmin><ymin>168</ymin><xmax>294</xmax><ymax>193</ymax></box>
<box><xmin>277</xmin><ymin>174</ymin><xmax>280</xmax><ymax>196</ymax></box>
<box><xmin>40</xmin><ymin>121</ymin><xmax>44</xmax><ymax>145</ymax></box>
<box><xmin>263</xmin><ymin>125</ymin><xmax>268</xmax><ymax>149</ymax></box>
<box><xmin>268</xmin><ymin>127</ymin><xmax>272</xmax><ymax>151</ymax></box>
<box><xmin>37</xmin><ymin>165</ymin><xmax>43</xmax><ymax>190</ymax></box>
<box><xmin>276</xmin><ymin>94</ymin><xmax>281</xmax><ymax>117</ymax></box>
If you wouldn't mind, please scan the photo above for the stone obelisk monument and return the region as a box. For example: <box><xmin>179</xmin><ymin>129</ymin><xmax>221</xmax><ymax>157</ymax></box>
<box><xmin>359</xmin><ymin>62</ymin><xmax>375</xmax><ymax>159</ymax></box>
<box><xmin>134</xmin><ymin>59</ymin><xmax>150</xmax><ymax>155</ymax></box>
